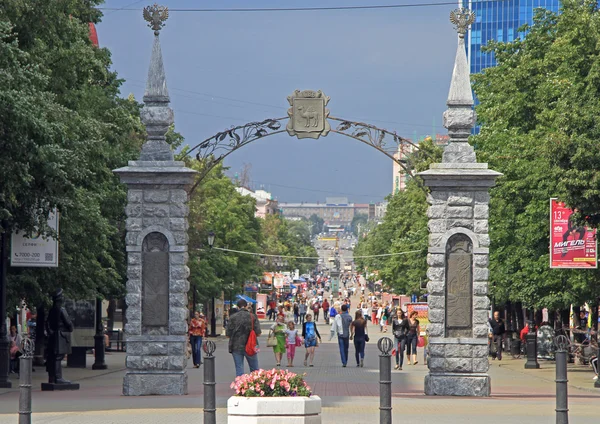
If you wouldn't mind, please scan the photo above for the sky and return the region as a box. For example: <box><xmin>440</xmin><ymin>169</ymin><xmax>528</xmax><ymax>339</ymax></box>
<box><xmin>97</xmin><ymin>0</ymin><xmax>458</xmax><ymax>203</ymax></box>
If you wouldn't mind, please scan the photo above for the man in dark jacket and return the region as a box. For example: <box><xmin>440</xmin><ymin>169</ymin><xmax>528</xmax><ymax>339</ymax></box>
<box><xmin>488</xmin><ymin>311</ymin><xmax>506</xmax><ymax>360</ymax></box>
<box><xmin>226</xmin><ymin>299</ymin><xmax>262</xmax><ymax>376</ymax></box>
<box><xmin>45</xmin><ymin>288</ymin><xmax>74</xmax><ymax>384</ymax></box>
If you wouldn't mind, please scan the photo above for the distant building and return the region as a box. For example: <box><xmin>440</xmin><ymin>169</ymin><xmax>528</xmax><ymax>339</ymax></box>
<box><xmin>392</xmin><ymin>135</ymin><xmax>449</xmax><ymax>194</ymax></box>
<box><xmin>235</xmin><ymin>187</ymin><xmax>278</xmax><ymax>218</ymax></box>
<box><xmin>279</xmin><ymin>197</ymin><xmax>388</xmax><ymax>229</ymax></box>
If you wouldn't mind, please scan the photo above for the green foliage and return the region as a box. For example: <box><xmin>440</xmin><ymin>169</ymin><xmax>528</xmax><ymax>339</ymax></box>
<box><xmin>1</xmin><ymin>1</ymin><xmax>145</xmax><ymax>307</ymax></box>
<box><xmin>472</xmin><ymin>0</ymin><xmax>600</xmax><ymax>308</ymax></box>
<box><xmin>354</xmin><ymin>140</ymin><xmax>443</xmax><ymax>295</ymax></box>
<box><xmin>260</xmin><ymin>216</ymin><xmax>317</xmax><ymax>274</ymax></box>
<box><xmin>308</xmin><ymin>214</ymin><xmax>324</xmax><ymax>236</ymax></box>
<box><xmin>350</xmin><ymin>214</ymin><xmax>368</xmax><ymax>237</ymax></box>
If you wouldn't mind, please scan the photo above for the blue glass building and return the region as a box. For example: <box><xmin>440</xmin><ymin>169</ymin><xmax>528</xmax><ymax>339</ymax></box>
<box><xmin>461</xmin><ymin>0</ymin><xmax>561</xmax><ymax>74</ymax></box>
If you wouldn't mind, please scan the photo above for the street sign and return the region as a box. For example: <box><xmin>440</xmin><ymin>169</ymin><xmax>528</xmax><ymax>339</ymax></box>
<box><xmin>11</xmin><ymin>210</ymin><xmax>59</xmax><ymax>267</ymax></box>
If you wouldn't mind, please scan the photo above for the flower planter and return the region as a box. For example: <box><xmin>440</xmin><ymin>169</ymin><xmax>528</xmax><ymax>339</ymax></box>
<box><xmin>227</xmin><ymin>395</ymin><xmax>322</xmax><ymax>424</ymax></box>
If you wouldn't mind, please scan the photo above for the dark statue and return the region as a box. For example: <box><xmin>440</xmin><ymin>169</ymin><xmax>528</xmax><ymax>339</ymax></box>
<box><xmin>45</xmin><ymin>288</ymin><xmax>74</xmax><ymax>384</ymax></box>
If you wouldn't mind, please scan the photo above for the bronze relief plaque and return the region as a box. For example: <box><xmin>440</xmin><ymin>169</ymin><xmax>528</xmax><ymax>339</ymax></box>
<box><xmin>445</xmin><ymin>233</ymin><xmax>473</xmax><ymax>337</ymax></box>
<box><xmin>142</xmin><ymin>232</ymin><xmax>169</xmax><ymax>327</ymax></box>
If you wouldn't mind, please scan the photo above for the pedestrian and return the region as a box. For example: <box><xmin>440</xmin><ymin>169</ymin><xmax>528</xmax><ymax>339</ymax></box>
<box><xmin>381</xmin><ymin>302</ymin><xmax>389</xmax><ymax>333</ymax></box>
<box><xmin>268</xmin><ymin>299</ymin><xmax>277</xmax><ymax>321</ymax></box>
<box><xmin>284</xmin><ymin>304</ymin><xmax>294</xmax><ymax>324</ymax></box>
<box><xmin>285</xmin><ymin>321</ymin><xmax>299</xmax><ymax>367</ymax></box>
<box><xmin>312</xmin><ymin>301</ymin><xmax>320</xmax><ymax>322</ymax></box>
<box><xmin>299</xmin><ymin>300</ymin><xmax>307</xmax><ymax>326</ymax></box>
<box><xmin>371</xmin><ymin>302</ymin><xmax>379</xmax><ymax>326</ymax></box>
<box><xmin>488</xmin><ymin>310</ymin><xmax>505</xmax><ymax>360</ymax></box>
<box><xmin>189</xmin><ymin>311</ymin><xmax>206</xmax><ymax>368</ymax></box>
<box><xmin>293</xmin><ymin>302</ymin><xmax>299</xmax><ymax>324</ymax></box>
<box><xmin>406</xmin><ymin>311</ymin><xmax>420</xmax><ymax>365</ymax></box>
<box><xmin>302</xmin><ymin>314</ymin><xmax>321</xmax><ymax>367</ymax></box>
<box><xmin>270</xmin><ymin>315</ymin><xmax>287</xmax><ymax>367</ymax></box>
<box><xmin>330</xmin><ymin>304</ymin><xmax>353</xmax><ymax>367</ymax></box>
<box><xmin>329</xmin><ymin>301</ymin><xmax>338</xmax><ymax>323</ymax></box>
<box><xmin>392</xmin><ymin>309</ymin><xmax>409</xmax><ymax>370</ymax></box>
<box><xmin>322</xmin><ymin>298</ymin><xmax>330</xmax><ymax>324</ymax></box>
<box><xmin>226</xmin><ymin>299</ymin><xmax>262</xmax><ymax>377</ymax></box>
<box><xmin>350</xmin><ymin>310</ymin><xmax>368</xmax><ymax>367</ymax></box>
<box><xmin>376</xmin><ymin>304</ymin><xmax>384</xmax><ymax>330</ymax></box>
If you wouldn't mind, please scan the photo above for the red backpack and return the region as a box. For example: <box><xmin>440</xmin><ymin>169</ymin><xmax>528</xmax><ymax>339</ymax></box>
<box><xmin>245</xmin><ymin>312</ymin><xmax>259</xmax><ymax>356</ymax></box>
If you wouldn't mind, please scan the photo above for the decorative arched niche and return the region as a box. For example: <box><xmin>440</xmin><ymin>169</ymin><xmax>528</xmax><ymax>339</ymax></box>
<box><xmin>141</xmin><ymin>232</ymin><xmax>169</xmax><ymax>333</ymax></box>
<box><xmin>445</xmin><ymin>233</ymin><xmax>473</xmax><ymax>337</ymax></box>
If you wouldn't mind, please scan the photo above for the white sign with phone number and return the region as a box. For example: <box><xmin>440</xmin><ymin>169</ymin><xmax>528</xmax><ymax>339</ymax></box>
<box><xmin>10</xmin><ymin>211</ymin><xmax>59</xmax><ymax>267</ymax></box>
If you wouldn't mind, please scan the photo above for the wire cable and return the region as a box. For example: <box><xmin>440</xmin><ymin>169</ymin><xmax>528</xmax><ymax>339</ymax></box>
<box><xmin>205</xmin><ymin>246</ymin><xmax>421</xmax><ymax>260</ymax></box>
<box><xmin>100</xmin><ymin>2</ymin><xmax>462</xmax><ymax>13</ymax></box>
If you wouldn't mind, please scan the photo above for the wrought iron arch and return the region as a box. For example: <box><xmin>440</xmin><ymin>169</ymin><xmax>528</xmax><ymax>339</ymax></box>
<box><xmin>186</xmin><ymin>115</ymin><xmax>426</xmax><ymax>194</ymax></box>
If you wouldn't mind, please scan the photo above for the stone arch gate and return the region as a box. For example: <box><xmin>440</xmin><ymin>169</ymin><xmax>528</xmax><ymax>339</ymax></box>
<box><xmin>114</xmin><ymin>4</ymin><xmax>500</xmax><ymax>397</ymax></box>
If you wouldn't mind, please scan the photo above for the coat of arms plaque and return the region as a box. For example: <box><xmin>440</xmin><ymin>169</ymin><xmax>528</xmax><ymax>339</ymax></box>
<box><xmin>286</xmin><ymin>90</ymin><xmax>331</xmax><ymax>139</ymax></box>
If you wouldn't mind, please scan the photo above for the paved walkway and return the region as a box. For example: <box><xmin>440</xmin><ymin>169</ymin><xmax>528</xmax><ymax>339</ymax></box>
<box><xmin>0</xmin><ymin>320</ymin><xmax>598</xmax><ymax>423</ymax></box>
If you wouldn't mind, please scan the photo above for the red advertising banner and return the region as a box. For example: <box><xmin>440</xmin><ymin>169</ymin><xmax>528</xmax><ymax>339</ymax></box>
<box><xmin>550</xmin><ymin>199</ymin><xmax>597</xmax><ymax>268</ymax></box>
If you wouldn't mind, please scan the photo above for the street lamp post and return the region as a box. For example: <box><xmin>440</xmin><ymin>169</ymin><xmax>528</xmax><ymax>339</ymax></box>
<box><xmin>92</xmin><ymin>297</ymin><xmax>107</xmax><ymax>370</ymax></box>
<box><xmin>0</xmin><ymin>229</ymin><xmax>12</xmax><ymax>388</ymax></box>
<box><xmin>207</xmin><ymin>231</ymin><xmax>217</xmax><ymax>337</ymax></box>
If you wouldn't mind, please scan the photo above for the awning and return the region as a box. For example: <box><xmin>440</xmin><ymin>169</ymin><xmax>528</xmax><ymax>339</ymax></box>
<box><xmin>290</xmin><ymin>284</ymin><xmax>297</xmax><ymax>289</ymax></box>
<box><xmin>236</xmin><ymin>294</ymin><xmax>257</xmax><ymax>304</ymax></box>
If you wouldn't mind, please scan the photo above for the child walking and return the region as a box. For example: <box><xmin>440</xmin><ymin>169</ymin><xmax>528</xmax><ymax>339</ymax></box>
<box><xmin>285</xmin><ymin>321</ymin><xmax>299</xmax><ymax>367</ymax></box>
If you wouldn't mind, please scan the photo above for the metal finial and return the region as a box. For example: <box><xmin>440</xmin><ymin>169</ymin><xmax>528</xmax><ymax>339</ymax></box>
<box><xmin>450</xmin><ymin>8</ymin><xmax>475</xmax><ymax>38</ymax></box>
<box><xmin>378</xmin><ymin>337</ymin><xmax>393</xmax><ymax>356</ymax></box>
<box><xmin>21</xmin><ymin>336</ymin><xmax>35</xmax><ymax>357</ymax></box>
<box><xmin>553</xmin><ymin>335</ymin><xmax>570</xmax><ymax>352</ymax></box>
<box><xmin>143</xmin><ymin>3</ymin><xmax>169</xmax><ymax>36</ymax></box>
<box><xmin>203</xmin><ymin>340</ymin><xmax>216</xmax><ymax>357</ymax></box>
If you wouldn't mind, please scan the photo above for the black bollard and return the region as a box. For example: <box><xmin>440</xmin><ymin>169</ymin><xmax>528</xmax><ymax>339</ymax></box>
<box><xmin>524</xmin><ymin>317</ymin><xmax>540</xmax><ymax>369</ymax></box>
<box><xmin>92</xmin><ymin>298</ymin><xmax>107</xmax><ymax>370</ymax></box>
<box><xmin>203</xmin><ymin>340</ymin><xmax>216</xmax><ymax>424</ymax></box>
<box><xmin>554</xmin><ymin>335</ymin><xmax>569</xmax><ymax>424</ymax></box>
<box><xmin>19</xmin><ymin>337</ymin><xmax>34</xmax><ymax>424</ymax></box>
<box><xmin>378</xmin><ymin>337</ymin><xmax>393</xmax><ymax>424</ymax></box>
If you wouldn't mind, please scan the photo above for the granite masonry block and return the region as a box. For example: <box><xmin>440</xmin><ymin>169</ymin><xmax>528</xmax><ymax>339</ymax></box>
<box><xmin>169</xmin><ymin>321</ymin><xmax>188</xmax><ymax>335</ymax></box>
<box><xmin>126</xmin><ymin>218</ymin><xmax>143</xmax><ymax>231</ymax></box>
<box><xmin>428</xmin><ymin>310</ymin><xmax>445</xmax><ymax>324</ymax></box>
<box><xmin>142</xmin><ymin>342</ymin><xmax>168</xmax><ymax>356</ymax></box>
<box><xmin>170</xmin><ymin>266</ymin><xmax>188</xmax><ymax>280</ymax></box>
<box><xmin>473</xmin><ymin>268</ymin><xmax>489</xmax><ymax>282</ymax></box>
<box><xmin>144</xmin><ymin>190</ymin><xmax>170</xmax><ymax>203</ymax></box>
<box><xmin>172</xmin><ymin>231</ymin><xmax>188</xmax><ymax>245</ymax></box>
<box><xmin>428</xmin><ymin>219</ymin><xmax>446</xmax><ymax>234</ymax></box>
<box><xmin>126</xmin><ymin>308</ymin><xmax>141</xmax><ymax>321</ymax></box>
<box><xmin>474</xmin><ymin>205</ymin><xmax>489</xmax><ymax>219</ymax></box>
<box><xmin>169</xmin><ymin>355</ymin><xmax>186</xmax><ymax>371</ymax></box>
<box><xmin>428</xmin><ymin>344</ymin><xmax>445</xmax><ymax>358</ymax></box>
<box><xmin>473</xmin><ymin>345</ymin><xmax>489</xmax><ymax>358</ymax></box>
<box><xmin>170</xmin><ymin>189</ymin><xmax>188</xmax><ymax>203</ymax></box>
<box><xmin>427</xmin><ymin>205</ymin><xmax>446</xmax><ymax>219</ymax></box>
<box><xmin>127</xmin><ymin>266</ymin><xmax>142</xmax><ymax>280</ymax></box>
<box><xmin>170</xmin><ymin>307</ymin><xmax>188</xmax><ymax>322</ymax></box>
<box><xmin>427</xmin><ymin>267</ymin><xmax>445</xmax><ymax>282</ymax></box>
<box><xmin>474</xmin><ymin>192</ymin><xmax>490</xmax><ymax>204</ymax></box>
<box><xmin>429</xmin><ymin>233</ymin><xmax>443</xmax><ymax>247</ymax></box>
<box><xmin>473</xmin><ymin>324</ymin><xmax>490</xmax><ymax>337</ymax></box>
<box><xmin>128</xmin><ymin>253</ymin><xmax>142</xmax><ymax>266</ymax></box>
<box><xmin>142</xmin><ymin>217</ymin><xmax>170</xmax><ymax>228</ymax></box>
<box><xmin>428</xmin><ymin>295</ymin><xmax>445</xmax><ymax>309</ymax></box>
<box><xmin>473</xmin><ymin>310</ymin><xmax>489</xmax><ymax>324</ymax></box>
<box><xmin>143</xmin><ymin>204</ymin><xmax>170</xmax><ymax>218</ymax></box>
<box><xmin>427</xmin><ymin>281</ymin><xmax>444</xmax><ymax>295</ymax></box>
<box><xmin>141</xmin><ymin>356</ymin><xmax>169</xmax><ymax>370</ymax></box>
<box><xmin>125</xmin><ymin>320</ymin><xmax>141</xmax><ymax>335</ymax></box>
<box><xmin>169</xmin><ymin>342</ymin><xmax>185</xmax><ymax>356</ymax></box>
<box><xmin>447</xmin><ymin>193</ymin><xmax>474</xmax><ymax>206</ymax></box>
<box><xmin>125</xmin><ymin>293</ymin><xmax>141</xmax><ymax>308</ymax></box>
<box><xmin>474</xmin><ymin>220</ymin><xmax>488</xmax><ymax>234</ymax></box>
<box><xmin>473</xmin><ymin>254</ymin><xmax>489</xmax><ymax>267</ymax></box>
<box><xmin>427</xmin><ymin>192</ymin><xmax>448</xmax><ymax>205</ymax></box>
<box><xmin>126</xmin><ymin>278</ymin><xmax>142</xmax><ymax>293</ymax></box>
<box><xmin>126</xmin><ymin>231</ymin><xmax>140</xmax><ymax>246</ymax></box>
<box><xmin>473</xmin><ymin>282</ymin><xmax>488</xmax><ymax>295</ymax></box>
<box><xmin>126</xmin><ymin>204</ymin><xmax>143</xmax><ymax>218</ymax></box>
<box><xmin>126</xmin><ymin>356</ymin><xmax>143</xmax><ymax>370</ymax></box>
<box><xmin>169</xmin><ymin>218</ymin><xmax>187</xmax><ymax>231</ymax></box>
<box><xmin>125</xmin><ymin>342</ymin><xmax>143</xmax><ymax>356</ymax></box>
<box><xmin>479</xmin><ymin>234</ymin><xmax>491</xmax><ymax>247</ymax></box>
<box><xmin>127</xmin><ymin>190</ymin><xmax>143</xmax><ymax>203</ymax></box>
<box><xmin>427</xmin><ymin>357</ymin><xmax>445</xmax><ymax>372</ymax></box>
<box><xmin>170</xmin><ymin>204</ymin><xmax>188</xmax><ymax>217</ymax></box>
<box><xmin>170</xmin><ymin>293</ymin><xmax>187</xmax><ymax>308</ymax></box>
<box><xmin>473</xmin><ymin>296</ymin><xmax>490</xmax><ymax>310</ymax></box>
<box><xmin>123</xmin><ymin>372</ymin><xmax>188</xmax><ymax>396</ymax></box>
<box><xmin>446</xmin><ymin>206</ymin><xmax>473</xmax><ymax>219</ymax></box>
<box><xmin>427</xmin><ymin>254</ymin><xmax>445</xmax><ymax>267</ymax></box>
<box><xmin>170</xmin><ymin>279</ymin><xmax>189</xmax><ymax>293</ymax></box>
<box><xmin>170</xmin><ymin>252</ymin><xmax>188</xmax><ymax>265</ymax></box>
<box><xmin>446</xmin><ymin>219</ymin><xmax>473</xmax><ymax>230</ymax></box>
<box><xmin>445</xmin><ymin>344</ymin><xmax>473</xmax><ymax>358</ymax></box>
<box><xmin>444</xmin><ymin>358</ymin><xmax>473</xmax><ymax>373</ymax></box>
<box><xmin>426</xmin><ymin>324</ymin><xmax>444</xmax><ymax>337</ymax></box>
<box><xmin>473</xmin><ymin>357</ymin><xmax>490</xmax><ymax>373</ymax></box>
<box><xmin>425</xmin><ymin>375</ymin><xmax>490</xmax><ymax>397</ymax></box>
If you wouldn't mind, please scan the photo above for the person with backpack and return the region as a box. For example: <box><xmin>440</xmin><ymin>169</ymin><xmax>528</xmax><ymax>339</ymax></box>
<box><xmin>330</xmin><ymin>304</ymin><xmax>353</xmax><ymax>367</ymax></box>
<box><xmin>226</xmin><ymin>299</ymin><xmax>262</xmax><ymax>376</ymax></box>
<box><xmin>322</xmin><ymin>299</ymin><xmax>330</xmax><ymax>324</ymax></box>
<box><xmin>312</xmin><ymin>301</ymin><xmax>321</xmax><ymax>322</ymax></box>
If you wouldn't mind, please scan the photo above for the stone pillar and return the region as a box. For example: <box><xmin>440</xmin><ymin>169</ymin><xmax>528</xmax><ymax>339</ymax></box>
<box><xmin>418</xmin><ymin>9</ymin><xmax>501</xmax><ymax>397</ymax></box>
<box><xmin>114</xmin><ymin>6</ymin><xmax>196</xmax><ymax>396</ymax></box>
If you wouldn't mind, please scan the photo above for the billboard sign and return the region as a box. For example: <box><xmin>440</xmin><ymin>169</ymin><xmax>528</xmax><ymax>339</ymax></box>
<box><xmin>11</xmin><ymin>210</ymin><xmax>59</xmax><ymax>267</ymax></box>
<box><xmin>550</xmin><ymin>199</ymin><xmax>597</xmax><ymax>268</ymax></box>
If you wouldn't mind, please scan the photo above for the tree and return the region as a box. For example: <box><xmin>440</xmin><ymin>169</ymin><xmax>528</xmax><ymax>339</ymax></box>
<box><xmin>471</xmin><ymin>0</ymin><xmax>600</xmax><ymax>309</ymax></box>
<box><xmin>308</xmin><ymin>214</ymin><xmax>324</xmax><ymax>236</ymax></box>
<box><xmin>354</xmin><ymin>140</ymin><xmax>442</xmax><ymax>295</ymax></box>
<box><xmin>1</xmin><ymin>1</ymin><xmax>145</xmax><ymax>307</ymax></box>
<box><xmin>350</xmin><ymin>214</ymin><xmax>368</xmax><ymax>237</ymax></box>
